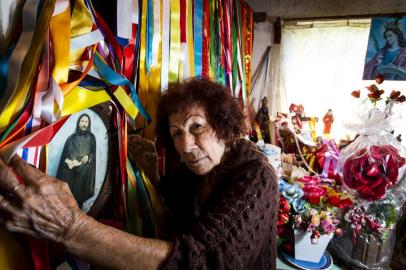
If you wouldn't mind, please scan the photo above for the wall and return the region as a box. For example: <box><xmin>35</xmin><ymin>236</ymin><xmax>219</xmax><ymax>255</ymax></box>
<box><xmin>246</xmin><ymin>0</ymin><xmax>406</xmax><ymax>19</ymax></box>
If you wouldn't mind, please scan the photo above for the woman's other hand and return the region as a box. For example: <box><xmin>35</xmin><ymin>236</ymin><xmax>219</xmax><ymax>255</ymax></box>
<box><xmin>0</xmin><ymin>155</ymin><xmax>87</xmax><ymax>246</ymax></box>
<box><xmin>128</xmin><ymin>134</ymin><xmax>160</xmax><ymax>188</ymax></box>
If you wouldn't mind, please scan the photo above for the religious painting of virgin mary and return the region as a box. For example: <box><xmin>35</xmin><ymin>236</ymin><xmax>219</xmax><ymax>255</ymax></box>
<box><xmin>47</xmin><ymin>103</ymin><xmax>113</xmax><ymax>216</ymax></box>
<box><xmin>363</xmin><ymin>17</ymin><xmax>406</xmax><ymax>80</ymax></box>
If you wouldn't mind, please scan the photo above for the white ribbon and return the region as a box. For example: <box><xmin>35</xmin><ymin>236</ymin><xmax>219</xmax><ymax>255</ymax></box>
<box><xmin>70</xmin><ymin>29</ymin><xmax>104</xmax><ymax>51</ymax></box>
<box><xmin>52</xmin><ymin>0</ymin><xmax>69</xmax><ymax>16</ymax></box>
<box><xmin>151</xmin><ymin>0</ymin><xmax>161</xmax><ymax>68</ymax></box>
<box><xmin>161</xmin><ymin>0</ymin><xmax>170</xmax><ymax>91</ymax></box>
<box><xmin>117</xmin><ymin>0</ymin><xmax>133</xmax><ymax>41</ymax></box>
<box><xmin>0</xmin><ymin>0</ymin><xmax>39</xmax><ymax>114</ymax></box>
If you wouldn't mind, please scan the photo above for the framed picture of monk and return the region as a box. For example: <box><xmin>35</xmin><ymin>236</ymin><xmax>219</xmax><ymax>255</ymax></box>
<box><xmin>47</xmin><ymin>102</ymin><xmax>114</xmax><ymax>217</ymax></box>
<box><xmin>363</xmin><ymin>16</ymin><xmax>406</xmax><ymax>80</ymax></box>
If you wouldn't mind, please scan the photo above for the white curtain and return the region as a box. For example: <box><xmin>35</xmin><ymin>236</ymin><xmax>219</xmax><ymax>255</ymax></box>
<box><xmin>278</xmin><ymin>20</ymin><xmax>406</xmax><ymax>144</ymax></box>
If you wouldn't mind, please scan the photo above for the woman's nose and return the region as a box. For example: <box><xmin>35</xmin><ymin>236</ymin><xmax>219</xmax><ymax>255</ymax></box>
<box><xmin>181</xmin><ymin>133</ymin><xmax>196</xmax><ymax>153</ymax></box>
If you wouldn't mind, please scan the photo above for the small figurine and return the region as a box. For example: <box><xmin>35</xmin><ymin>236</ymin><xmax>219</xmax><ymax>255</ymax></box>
<box><xmin>322</xmin><ymin>109</ymin><xmax>334</xmax><ymax>137</ymax></box>
<box><xmin>255</xmin><ymin>97</ymin><xmax>271</xmax><ymax>143</ymax></box>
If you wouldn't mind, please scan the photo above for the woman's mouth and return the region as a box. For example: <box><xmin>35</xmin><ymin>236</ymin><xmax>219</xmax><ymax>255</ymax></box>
<box><xmin>187</xmin><ymin>156</ymin><xmax>206</xmax><ymax>166</ymax></box>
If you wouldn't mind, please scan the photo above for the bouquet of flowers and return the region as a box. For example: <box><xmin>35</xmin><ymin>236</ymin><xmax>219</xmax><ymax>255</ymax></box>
<box><xmin>277</xmin><ymin>176</ymin><xmax>353</xmax><ymax>254</ymax></box>
<box><xmin>331</xmin><ymin>76</ymin><xmax>406</xmax><ymax>269</ymax></box>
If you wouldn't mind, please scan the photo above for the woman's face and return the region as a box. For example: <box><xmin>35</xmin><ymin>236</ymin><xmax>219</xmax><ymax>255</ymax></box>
<box><xmin>169</xmin><ymin>105</ymin><xmax>226</xmax><ymax>175</ymax></box>
<box><xmin>384</xmin><ymin>30</ymin><xmax>398</xmax><ymax>47</ymax></box>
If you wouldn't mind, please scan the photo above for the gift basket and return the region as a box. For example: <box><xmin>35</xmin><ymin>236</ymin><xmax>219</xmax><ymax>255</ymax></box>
<box><xmin>330</xmin><ymin>80</ymin><xmax>406</xmax><ymax>270</ymax></box>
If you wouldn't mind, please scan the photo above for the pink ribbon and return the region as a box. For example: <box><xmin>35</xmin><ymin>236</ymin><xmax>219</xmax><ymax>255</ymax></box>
<box><xmin>320</xmin><ymin>139</ymin><xmax>340</xmax><ymax>178</ymax></box>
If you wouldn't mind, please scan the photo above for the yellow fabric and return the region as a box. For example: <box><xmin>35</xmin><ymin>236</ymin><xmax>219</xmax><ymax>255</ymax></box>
<box><xmin>69</xmin><ymin>0</ymin><xmax>93</xmax><ymax>62</ymax></box>
<box><xmin>61</xmin><ymin>87</ymin><xmax>110</xmax><ymax>116</ymax></box>
<box><xmin>168</xmin><ymin>0</ymin><xmax>180</xmax><ymax>83</ymax></box>
<box><xmin>50</xmin><ymin>1</ymin><xmax>71</xmax><ymax>84</ymax></box>
<box><xmin>0</xmin><ymin>0</ymin><xmax>56</xmax><ymax>131</ymax></box>
<box><xmin>114</xmin><ymin>87</ymin><xmax>139</xmax><ymax>119</ymax></box>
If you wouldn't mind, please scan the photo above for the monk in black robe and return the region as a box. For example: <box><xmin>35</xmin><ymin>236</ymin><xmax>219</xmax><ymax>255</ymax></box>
<box><xmin>56</xmin><ymin>114</ymin><xmax>96</xmax><ymax>208</ymax></box>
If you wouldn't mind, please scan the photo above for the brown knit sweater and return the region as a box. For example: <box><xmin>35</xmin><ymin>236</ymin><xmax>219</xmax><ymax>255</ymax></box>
<box><xmin>160</xmin><ymin>139</ymin><xmax>279</xmax><ymax>270</ymax></box>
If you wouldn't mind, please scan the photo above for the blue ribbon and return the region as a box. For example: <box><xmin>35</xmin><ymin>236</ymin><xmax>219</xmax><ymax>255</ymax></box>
<box><xmin>194</xmin><ymin>0</ymin><xmax>203</xmax><ymax>77</ymax></box>
<box><xmin>146</xmin><ymin>0</ymin><xmax>153</xmax><ymax>74</ymax></box>
<box><xmin>22</xmin><ymin>118</ymin><xmax>33</xmax><ymax>161</ymax></box>
<box><xmin>0</xmin><ymin>55</ymin><xmax>9</xmax><ymax>100</ymax></box>
<box><xmin>93</xmin><ymin>53</ymin><xmax>151</xmax><ymax>122</ymax></box>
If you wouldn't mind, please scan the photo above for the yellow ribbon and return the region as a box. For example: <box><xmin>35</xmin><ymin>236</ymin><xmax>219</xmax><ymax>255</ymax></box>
<box><xmin>0</xmin><ymin>228</ymin><xmax>30</xmax><ymax>270</ymax></box>
<box><xmin>0</xmin><ymin>0</ymin><xmax>56</xmax><ymax>131</ymax></box>
<box><xmin>309</xmin><ymin>117</ymin><xmax>317</xmax><ymax>141</ymax></box>
<box><xmin>168</xmin><ymin>0</ymin><xmax>180</xmax><ymax>83</ymax></box>
<box><xmin>135</xmin><ymin>0</ymin><xmax>149</xmax><ymax>131</ymax></box>
<box><xmin>114</xmin><ymin>87</ymin><xmax>140</xmax><ymax>119</ymax></box>
<box><xmin>140</xmin><ymin>171</ymin><xmax>164</xmax><ymax>237</ymax></box>
<box><xmin>61</xmin><ymin>87</ymin><xmax>110</xmax><ymax>116</ymax></box>
<box><xmin>187</xmin><ymin>0</ymin><xmax>195</xmax><ymax>78</ymax></box>
<box><xmin>50</xmin><ymin>1</ymin><xmax>70</xmax><ymax>84</ymax></box>
<box><xmin>144</xmin><ymin>0</ymin><xmax>162</xmax><ymax>140</ymax></box>
<box><xmin>69</xmin><ymin>0</ymin><xmax>93</xmax><ymax>62</ymax></box>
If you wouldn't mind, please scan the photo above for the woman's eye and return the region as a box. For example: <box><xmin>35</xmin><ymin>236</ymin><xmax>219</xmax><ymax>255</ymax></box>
<box><xmin>171</xmin><ymin>131</ymin><xmax>181</xmax><ymax>138</ymax></box>
<box><xmin>190</xmin><ymin>123</ymin><xmax>204</xmax><ymax>133</ymax></box>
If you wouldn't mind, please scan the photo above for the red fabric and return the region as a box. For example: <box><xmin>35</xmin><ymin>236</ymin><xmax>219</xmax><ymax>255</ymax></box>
<box><xmin>29</xmin><ymin>238</ymin><xmax>50</xmax><ymax>270</ymax></box>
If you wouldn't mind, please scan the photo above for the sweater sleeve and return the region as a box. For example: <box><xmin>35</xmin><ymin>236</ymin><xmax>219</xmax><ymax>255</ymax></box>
<box><xmin>162</xmin><ymin>161</ymin><xmax>279</xmax><ymax>270</ymax></box>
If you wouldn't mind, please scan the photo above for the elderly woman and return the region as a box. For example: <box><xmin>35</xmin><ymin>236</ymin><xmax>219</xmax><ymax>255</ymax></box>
<box><xmin>0</xmin><ymin>79</ymin><xmax>278</xmax><ymax>269</ymax></box>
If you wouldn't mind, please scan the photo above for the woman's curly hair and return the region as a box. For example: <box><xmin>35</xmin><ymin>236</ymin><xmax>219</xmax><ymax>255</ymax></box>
<box><xmin>156</xmin><ymin>78</ymin><xmax>247</xmax><ymax>150</ymax></box>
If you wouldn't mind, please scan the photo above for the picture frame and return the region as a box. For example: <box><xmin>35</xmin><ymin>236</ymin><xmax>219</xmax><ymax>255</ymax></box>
<box><xmin>47</xmin><ymin>102</ymin><xmax>115</xmax><ymax>217</ymax></box>
<box><xmin>363</xmin><ymin>16</ymin><xmax>406</xmax><ymax>80</ymax></box>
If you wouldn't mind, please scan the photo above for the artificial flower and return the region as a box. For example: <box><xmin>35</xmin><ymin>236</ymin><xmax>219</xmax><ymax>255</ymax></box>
<box><xmin>397</xmin><ymin>95</ymin><xmax>406</xmax><ymax>103</ymax></box>
<box><xmin>343</xmin><ymin>145</ymin><xmax>405</xmax><ymax>201</ymax></box>
<box><xmin>389</xmin><ymin>90</ymin><xmax>401</xmax><ymax>100</ymax></box>
<box><xmin>351</xmin><ymin>90</ymin><xmax>361</xmax><ymax>98</ymax></box>
<box><xmin>280</xmin><ymin>181</ymin><xmax>304</xmax><ymax>203</ymax></box>
<box><xmin>375</xmin><ymin>74</ymin><xmax>385</xmax><ymax>84</ymax></box>
<box><xmin>302</xmin><ymin>185</ymin><xmax>327</xmax><ymax>204</ymax></box>
<box><xmin>292</xmin><ymin>198</ymin><xmax>306</xmax><ymax>213</ymax></box>
<box><xmin>297</xmin><ymin>176</ymin><xmax>320</xmax><ymax>186</ymax></box>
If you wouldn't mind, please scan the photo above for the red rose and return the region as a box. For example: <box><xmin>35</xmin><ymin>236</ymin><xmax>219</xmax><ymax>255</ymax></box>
<box><xmin>279</xmin><ymin>197</ymin><xmax>291</xmax><ymax>212</ymax></box>
<box><xmin>297</xmin><ymin>176</ymin><xmax>320</xmax><ymax>186</ymax></box>
<box><xmin>327</xmin><ymin>195</ymin><xmax>353</xmax><ymax>208</ymax></box>
<box><xmin>302</xmin><ymin>185</ymin><xmax>327</xmax><ymax>204</ymax></box>
<box><xmin>343</xmin><ymin>145</ymin><xmax>405</xmax><ymax>201</ymax></box>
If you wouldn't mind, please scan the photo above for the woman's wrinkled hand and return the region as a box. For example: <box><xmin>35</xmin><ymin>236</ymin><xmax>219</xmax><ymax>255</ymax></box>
<box><xmin>128</xmin><ymin>134</ymin><xmax>160</xmax><ymax>188</ymax></box>
<box><xmin>0</xmin><ymin>155</ymin><xmax>87</xmax><ymax>246</ymax></box>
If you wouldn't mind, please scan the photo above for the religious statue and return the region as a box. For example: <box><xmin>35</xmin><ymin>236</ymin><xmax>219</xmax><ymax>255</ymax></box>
<box><xmin>255</xmin><ymin>97</ymin><xmax>271</xmax><ymax>143</ymax></box>
<box><xmin>322</xmin><ymin>109</ymin><xmax>334</xmax><ymax>136</ymax></box>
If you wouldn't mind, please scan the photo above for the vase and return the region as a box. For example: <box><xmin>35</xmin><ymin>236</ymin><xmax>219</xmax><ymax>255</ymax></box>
<box><xmin>330</xmin><ymin>227</ymin><xmax>395</xmax><ymax>269</ymax></box>
<box><xmin>294</xmin><ymin>230</ymin><xmax>333</xmax><ymax>263</ymax></box>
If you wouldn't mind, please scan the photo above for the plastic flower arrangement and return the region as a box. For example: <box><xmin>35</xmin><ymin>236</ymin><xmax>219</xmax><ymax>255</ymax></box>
<box><xmin>277</xmin><ymin>176</ymin><xmax>353</xmax><ymax>247</ymax></box>
<box><xmin>330</xmin><ymin>75</ymin><xmax>406</xmax><ymax>269</ymax></box>
<box><xmin>342</xmin><ymin>75</ymin><xmax>406</xmax><ymax>204</ymax></box>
